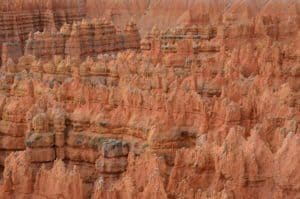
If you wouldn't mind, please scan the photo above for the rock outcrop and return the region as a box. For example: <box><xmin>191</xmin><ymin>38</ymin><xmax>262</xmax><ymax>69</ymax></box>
<box><xmin>0</xmin><ymin>0</ymin><xmax>86</xmax><ymax>64</ymax></box>
<box><xmin>0</xmin><ymin>0</ymin><xmax>299</xmax><ymax>199</ymax></box>
<box><xmin>24</xmin><ymin>19</ymin><xmax>140</xmax><ymax>60</ymax></box>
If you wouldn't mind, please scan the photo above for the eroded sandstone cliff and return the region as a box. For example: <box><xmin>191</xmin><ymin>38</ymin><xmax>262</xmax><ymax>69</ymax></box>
<box><xmin>0</xmin><ymin>0</ymin><xmax>299</xmax><ymax>199</ymax></box>
<box><xmin>0</xmin><ymin>0</ymin><xmax>86</xmax><ymax>64</ymax></box>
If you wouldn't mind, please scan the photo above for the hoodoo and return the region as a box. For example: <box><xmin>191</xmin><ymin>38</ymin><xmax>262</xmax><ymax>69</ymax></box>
<box><xmin>0</xmin><ymin>0</ymin><xmax>299</xmax><ymax>198</ymax></box>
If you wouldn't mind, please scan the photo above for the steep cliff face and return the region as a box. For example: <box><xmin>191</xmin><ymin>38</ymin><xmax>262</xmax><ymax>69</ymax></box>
<box><xmin>24</xmin><ymin>19</ymin><xmax>140</xmax><ymax>60</ymax></box>
<box><xmin>0</xmin><ymin>0</ymin><xmax>86</xmax><ymax>64</ymax></box>
<box><xmin>0</xmin><ymin>0</ymin><xmax>299</xmax><ymax>199</ymax></box>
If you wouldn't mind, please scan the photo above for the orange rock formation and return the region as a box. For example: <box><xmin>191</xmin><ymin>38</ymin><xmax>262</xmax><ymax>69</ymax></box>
<box><xmin>0</xmin><ymin>0</ymin><xmax>299</xmax><ymax>199</ymax></box>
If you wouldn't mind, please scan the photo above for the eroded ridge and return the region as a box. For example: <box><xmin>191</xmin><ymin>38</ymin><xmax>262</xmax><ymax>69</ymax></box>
<box><xmin>0</xmin><ymin>0</ymin><xmax>299</xmax><ymax>199</ymax></box>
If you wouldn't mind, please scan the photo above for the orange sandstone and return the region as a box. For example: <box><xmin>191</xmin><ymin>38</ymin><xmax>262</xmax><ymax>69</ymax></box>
<box><xmin>0</xmin><ymin>0</ymin><xmax>299</xmax><ymax>199</ymax></box>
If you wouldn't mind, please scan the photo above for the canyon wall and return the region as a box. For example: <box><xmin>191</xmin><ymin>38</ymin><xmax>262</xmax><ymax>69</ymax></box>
<box><xmin>86</xmin><ymin>0</ymin><xmax>300</xmax><ymax>35</ymax></box>
<box><xmin>0</xmin><ymin>0</ymin><xmax>299</xmax><ymax>199</ymax></box>
<box><xmin>24</xmin><ymin>19</ymin><xmax>140</xmax><ymax>60</ymax></box>
<box><xmin>0</xmin><ymin>0</ymin><xmax>86</xmax><ymax>64</ymax></box>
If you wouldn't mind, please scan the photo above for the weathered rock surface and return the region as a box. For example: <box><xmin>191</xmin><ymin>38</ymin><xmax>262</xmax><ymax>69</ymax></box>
<box><xmin>24</xmin><ymin>19</ymin><xmax>140</xmax><ymax>60</ymax></box>
<box><xmin>0</xmin><ymin>0</ymin><xmax>86</xmax><ymax>64</ymax></box>
<box><xmin>0</xmin><ymin>0</ymin><xmax>299</xmax><ymax>199</ymax></box>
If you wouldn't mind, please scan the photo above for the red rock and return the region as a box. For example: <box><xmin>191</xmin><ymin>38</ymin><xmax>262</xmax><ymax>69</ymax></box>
<box><xmin>0</xmin><ymin>0</ymin><xmax>299</xmax><ymax>198</ymax></box>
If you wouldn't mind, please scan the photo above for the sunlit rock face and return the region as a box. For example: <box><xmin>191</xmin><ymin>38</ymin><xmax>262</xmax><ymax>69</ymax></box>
<box><xmin>23</xmin><ymin>19</ymin><xmax>140</xmax><ymax>60</ymax></box>
<box><xmin>0</xmin><ymin>0</ymin><xmax>87</xmax><ymax>64</ymax></box>
<box><xmin>0</xmin><ymin>0</ymin><xmax>299</xmax><ymax>198</ymax></box>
